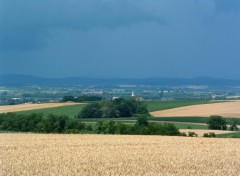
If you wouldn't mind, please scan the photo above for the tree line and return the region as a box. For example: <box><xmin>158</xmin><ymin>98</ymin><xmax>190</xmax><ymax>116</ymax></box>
<box><xmin>62</xmin><ymin>95</ymin><xmax>102</xmax><ymax>102</ymax></box>
<box><xmin>0</xmin><ymin>113</ymin><xmax>86</xmax><ymax>133</ymax></box>
<box><xmin>0</xmin><ymin>113</ymin><xmax>181</xmax><ymax>136</ymax></box>
<box><xmin>78</xmin><ymin>98</ymin><xmax>149</xmax><ymax>118</ymax></box>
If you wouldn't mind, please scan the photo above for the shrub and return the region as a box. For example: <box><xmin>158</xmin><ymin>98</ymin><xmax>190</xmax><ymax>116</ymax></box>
<box><xmin>179</xmin><ymin>132</ymin><xmax>187</xmax><ymax>136</ymax></box>
<box><xmin>188</xmin><ymin>131</ymin><xmax>198</xmax><ymax>137</ymax></box>
<box><xmin>203</xmin><ymin>132</ymin><xmax>216</xmax><ymax>138</ymax></box>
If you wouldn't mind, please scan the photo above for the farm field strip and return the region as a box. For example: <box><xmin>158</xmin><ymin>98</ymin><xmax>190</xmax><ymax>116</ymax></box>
<box><xmin>1</xmin><ymin>134</ymin><xmax>240</xmax><ymax>176</ymax></box>
<box><xmin>82</xmin><ymin>121</ymin><xmax>208</xmax><ymax>130</ymax></box>
<box><xmin>179</xmin><ymin>129</ymin><xmax>235</xmax><ymax>137</ymax></box>
<box><xmin>151</xmin><ymin>101</ymin><xmax>240</xmax><ymax>118</ymax></box>
<box><xmin>0</xmin><ymin>102</ymin><xmax>82</xmax><ymax>113</ymax></box>
<box><xmin>16</xmin><ymin>104</ymin><xmax>86</xmax><ymax>118</ymax></box>
<box><xmin>217</xmin><ymin>132</ymin><xmax>240</xmax><ymax>138</ymax></box>
<box><xmin>146</xmin><ymin>100</ymin><xmax>219</xmax><ymax>112</ymax></box>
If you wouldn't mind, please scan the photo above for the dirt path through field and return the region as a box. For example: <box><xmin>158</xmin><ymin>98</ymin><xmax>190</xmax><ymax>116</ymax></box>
<box><xmin>151</xmin><ymin>101</ymin><xmax>240</xmax><ymax>118</ymax></box>
<box><xmin>0</xmin><ymin>102</ymin><xmax>81</xmax><ymax>113</ymax></box>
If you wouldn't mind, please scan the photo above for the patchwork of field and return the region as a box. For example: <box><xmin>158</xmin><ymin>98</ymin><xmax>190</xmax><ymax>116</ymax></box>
<box><xmin>0</xmin><ymin>102</ymin><xmax>81</xmax><ymax>113</ymax></box>
<box><xmin>1</xmin><ymin>134</ymin><xmax>240</xmax><ymax>176</ymax></box>
<box><xmin>151</xmin><ymin>101</ymin><xmax>240</xmax><ymax>118</ymax></box>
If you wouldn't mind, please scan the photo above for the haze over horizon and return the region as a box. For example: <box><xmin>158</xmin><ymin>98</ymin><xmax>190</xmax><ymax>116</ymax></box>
<box><xmin>1</xmin><ymin>0</ymin><xmax>240</xmax><ymax>79</ymax></box>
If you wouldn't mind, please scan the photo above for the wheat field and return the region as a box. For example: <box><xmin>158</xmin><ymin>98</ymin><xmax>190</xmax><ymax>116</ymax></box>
<box><xmin>0</xmin><ymin>102</ymin><xmax>80</xmax><ymax>113</ymax></box>
<box><xmin>151</xmin><ymin>101</ymin><xmax>240</xmax><ymax>118</ymax></box>
<box><xmin>1</xmin><ymin>134</ymin><xmax>240</xmax><ymax>176</ymax></box>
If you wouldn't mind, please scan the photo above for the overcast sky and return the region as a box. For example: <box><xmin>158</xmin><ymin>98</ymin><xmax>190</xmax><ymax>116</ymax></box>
<box><xmin>0</xmin><ymin>0</ymin><xmax>240</xmax><ymax>79</ymax></box>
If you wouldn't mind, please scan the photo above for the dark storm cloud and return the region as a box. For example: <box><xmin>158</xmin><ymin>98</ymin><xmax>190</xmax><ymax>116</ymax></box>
<box><xmin>0</xmin><ymin>0</ymin><xmax>240</xmax><ymax>79</ymax></box>
<box><xmin>0</xmin><ymin>0</ymin><xmax>166</xmax><ymax>52</ymax></box>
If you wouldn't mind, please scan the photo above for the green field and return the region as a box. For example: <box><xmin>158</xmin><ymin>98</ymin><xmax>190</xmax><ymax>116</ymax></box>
<box><xmin>146</xmin><ymin>100</ymin><xmax>217</xmax><ymax>112</ymax></box>
<box><xmin>17</xmin><ymin>104</ymin><xmax>86</xmax><ymax>118</ymax></box>
<box><xmin>14</xmin><ymin>100</ymin><xmax>236</xmax><ymax>131</ymax></box>
<box><xmin>216</xmin><ymin>132</ymin><xmax>240</xmax><ymax>138</ymax></box>
<box><xmin>148</xmin><ymin>117</ymin><xmax>208</xmax><ymax>123</ymax></box>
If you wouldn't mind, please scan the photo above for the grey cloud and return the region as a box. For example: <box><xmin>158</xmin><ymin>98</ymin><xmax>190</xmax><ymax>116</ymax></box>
<box><xmin>0</xmin><ymin>0</ymin><xmax>166</xmax><ymax>52</ymax></box>
<box><xmin>1</xmin><ymin>0</ymin><xmax>240</xmax><ymax>79</ymax></box>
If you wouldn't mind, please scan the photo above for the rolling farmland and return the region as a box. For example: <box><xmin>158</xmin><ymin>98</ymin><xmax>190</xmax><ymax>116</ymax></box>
<box><xmin>1</xmin><ymin>134</ymin><xmax>240</xmax><ymax>176</ymax></box>
<box><xmin>1</xmin><ymin>100</ymin><xmax>239</xmax><ymax>136</ymax></box>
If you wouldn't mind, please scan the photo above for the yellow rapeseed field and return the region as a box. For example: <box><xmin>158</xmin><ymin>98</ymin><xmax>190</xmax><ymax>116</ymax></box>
<box><xmin>1</xmin><ymin>134</ymin><xmax>240</xmax><ymax>176</ymax></box>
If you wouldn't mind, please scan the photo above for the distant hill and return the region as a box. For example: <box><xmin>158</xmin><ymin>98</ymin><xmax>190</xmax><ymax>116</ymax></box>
<box><xmin>0</xmin><ymin>74</ymin><xmax>240</xmax><ymax>86</ymax></box>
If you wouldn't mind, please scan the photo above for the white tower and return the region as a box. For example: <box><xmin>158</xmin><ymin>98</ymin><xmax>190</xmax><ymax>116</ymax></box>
<box><xmin>131</xmin><ymin>91</ymin><xmax>135</xmax><ymax>97</ymax></box>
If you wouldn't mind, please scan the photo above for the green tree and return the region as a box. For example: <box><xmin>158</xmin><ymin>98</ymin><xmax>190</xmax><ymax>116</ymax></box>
<box><xmin>112</xmin><ymin>98</ymin><xmax>133</xmax><ymax>117</ymax></box>
<box><xmin>78</xmin><ymin>103</ymin><xmax>102</xmax><ymax>118</ymax></box>
<box><xmin>62</xmin><ymin>96</ymin><xmax>75</xmax><ymax>102</ymax></box>
<box><xmin>207</xmin><ymin>115</ymin><xmax>227</xmax><ymax>130</ymax></box>
<box><xmin>128</xmin><ymin>98</ymin><xmax>148</xmax><ymax>114</ymax></box>
<box><xmin>230</xmin><ymin>119</ymin><xmax>239</xmax><ymax>131</ymax></box>
<box><xmin>136</xmin><ymin>116</ymin><xmax>149</xmax><ymax>127</ymax></box>
<box><xmin>94</xmin><ymin>121</ymin><xmax>116</xmax><ymax>134</ymax></box>
<box><xmin>100</xmin><ymin>100</ymin><xmax>118</xmax><ymax>118</ymax></box>
<box><xmin>115</xmin><ymin>122</ymin><xmax>132</xmax><ymax>134</ymax></box>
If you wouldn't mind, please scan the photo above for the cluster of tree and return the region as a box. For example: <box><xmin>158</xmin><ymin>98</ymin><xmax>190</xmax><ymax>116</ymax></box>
<box><xmin>78</xmin><ymin>98</ymin><xmax>149</xmax><ymax>118</ymax></box>
<box><xmin>207</xmin><ymin>115</ymin><xmax>239</xmax><ymax>131</ymax></box>
<box><xmin>0</xmin><ymin>113</ymin><xmax>87</xmax><ymax>133</ymax></box>
<box><xmin>207</xmin><ymin>115</ymin><xmax>227</xmax><ymax>130</ymax></box>
<box><xmin>62</xmin><ymin>95</ymin><xmax>102</xmax><ymax>102</ymax></box>
<box><xmin>95</xmin><ymin>117</ymin><xmax>180</xmax><ymax>135</ymax></box>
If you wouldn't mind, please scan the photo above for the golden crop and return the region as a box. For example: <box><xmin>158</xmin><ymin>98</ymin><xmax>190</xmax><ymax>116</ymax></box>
<box><xmin>0</xmin><ymin>102</ymin><xmax>80</xmax><ymax>113</ymax></box>
<box><xmin>151</xmin><ymin>101</ymin><xmax>240</xmax><ymax>118</ymax></box>
<box><xmin>1</xmin><ymin>134</ymin><xmax>240</xmax><ymax>176</ymax></box>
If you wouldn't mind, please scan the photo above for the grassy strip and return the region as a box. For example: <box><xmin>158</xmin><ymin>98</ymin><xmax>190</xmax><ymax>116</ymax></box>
<box><xmin>148</xmin><ymin>117</ymin><xmax>209</xmax><ymax>123</ymax></box>
<box><xmin>216</xmin><ymin>132</ymin><xmax>240</xmax><ymax>138</ymax></box>
<box><xmin>149</xmin><ymin>117</ymin><xmax>240</xmax><ymax>124</ymax></box>
<box><xmin>80</xmin><ymin>119</ymin><xmax>207</xmax><ymax>130</ymax></box>
<box><xmin>77</xmin><ymin>117</ymin><xmax>208</xmax><ymax>123</ymax></box>
<box><xmin>172</xmin><ymin>123</ymin><xmax>207</xmax><ymax>129</ymax></box>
